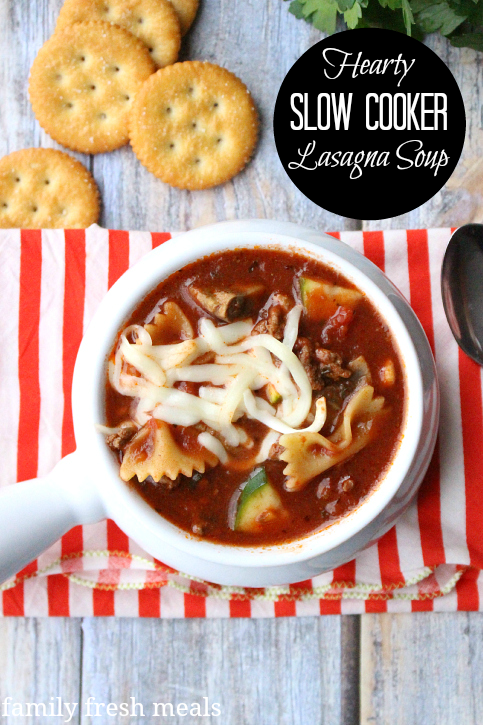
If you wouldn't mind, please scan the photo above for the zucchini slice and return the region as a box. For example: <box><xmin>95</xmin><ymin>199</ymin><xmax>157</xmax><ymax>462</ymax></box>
<box><xmin>266</xmin><ymin>382</ymin><xmax>282</xmax><ymax>404</ymax></box>
<box><xmin>300</xmin><ymin>277</ymin><xmax>362</xmax><ymax>321</ymax></box>
<box><xmin>234</xmin><ymin>468</ymin><xmax>286</xmax><ymax>533</ymax></box>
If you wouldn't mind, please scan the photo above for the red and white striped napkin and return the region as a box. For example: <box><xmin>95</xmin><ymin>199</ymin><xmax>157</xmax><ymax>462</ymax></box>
<box><xmin>0</xmin><ymin>225</ymin><xmax>481</xmax><ymax>617</ymax></box>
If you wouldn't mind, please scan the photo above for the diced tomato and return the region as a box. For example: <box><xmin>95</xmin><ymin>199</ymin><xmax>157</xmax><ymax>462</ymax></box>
<box><xmin>321</xmin><ymin>306</ymin><xmax>354</xmax><ymax>344</ymax></box>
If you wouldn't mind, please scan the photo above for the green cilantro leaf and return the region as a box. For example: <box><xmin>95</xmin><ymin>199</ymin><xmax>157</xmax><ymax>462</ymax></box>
<box><xmin>289</xmin><ymin>0</ymin><xmax>340</xmax><ymax>32</ymax></box>
<box><xmin>344</xmin><ymin>1</ymin><xmax>363</xmax><ymax>24</ymax></box>
<box><xmin>465</xmin><ymin>0</ymin><xmax>483</xmax><ymax>21</ymax></box>
<box><xmin>380</xmin><ymin>0</ymin><xmax>404</xmax><ymax>11</ymax></box>
<box><xmin>283</xmin><ymin>0</ymin><xmax>483</xmax><ymax>53</ymax></box>
<box><xmin>337</xmin><ymin>0</ymin><xmax>357</xmax><ymax>13</ymax></box>
<box><xmin>450</xmin><ymin>30</ymin><xmax>483</xmax><ymax>48</ymax></box>
<box><xmin>287</xmin><ymin>0</ymin><xmax>309</xmax><ymax>19</ymax></box>
<box><xmin>401</xmin><ymin>0</ymin><xmax>415</xmax><ymax>30</ymax></box>
<box><xmin>311</xmin><ymin>0</ymin><xmax>339</xmax><ymax>32</ymax></box>
<box><xmin>410</xmin><ymin>0</ymin><xmax>438</xmax><ymax>12</ymax></box>
<box><xmin>415</xmin><ymin>0</ymin><xmax>467</xmax><ymax>34</ymax></box>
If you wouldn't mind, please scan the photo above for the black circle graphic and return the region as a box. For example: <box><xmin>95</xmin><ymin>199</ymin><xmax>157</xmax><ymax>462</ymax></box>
<box><xmin>273</xmin><ymin>29</ymin><xmax>466</xmax><ymax>220</ymax></box>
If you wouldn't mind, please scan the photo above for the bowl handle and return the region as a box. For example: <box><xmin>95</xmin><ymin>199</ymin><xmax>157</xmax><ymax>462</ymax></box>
<box><xmin>0</xmin><ymin>453</ymin><xmax>106</xmax><ymax>585</ymax></box>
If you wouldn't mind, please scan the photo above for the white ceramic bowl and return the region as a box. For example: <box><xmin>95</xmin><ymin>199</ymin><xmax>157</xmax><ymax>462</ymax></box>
<box><xmin>0</xmin><ymin>220</ymin><xmax>439</xmax><ymax>586</ymax></box>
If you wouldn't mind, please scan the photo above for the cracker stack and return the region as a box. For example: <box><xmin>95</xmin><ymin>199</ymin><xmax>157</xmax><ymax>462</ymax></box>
<box><xmin>0</xmin><ymin>0</ymin><xmax>259</xmax><ymax>227</ymax></box>
<box><xmin>55</xmin><ymin>0</ymin><xmax>183</xmax><ymax>68</ymax></box>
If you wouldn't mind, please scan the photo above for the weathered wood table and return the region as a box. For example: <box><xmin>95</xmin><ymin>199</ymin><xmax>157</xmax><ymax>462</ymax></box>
<box><xmin>1</xmin><ymin>1</ymin><xmax>482</xmax><ymax>723</ymax></box>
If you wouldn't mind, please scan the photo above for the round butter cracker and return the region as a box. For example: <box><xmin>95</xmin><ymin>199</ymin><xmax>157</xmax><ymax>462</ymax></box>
<box><xmin>56</xmin><ymin>0</ymin><xmax>180</xmax><ymax>68</ymax></box>
<box><xmin>29</xmin><ymin>21</ymin><xmax>155</xmax><ymax>154</ymax></box>
<box><xmin>0</xmin><ymin>148</ymin><xmax>100</xmax><ymax>229</ymax></box>
<box><xmin>129</xmin><ymin>61</ymin><xmax>259</xmax><ymax>190</ymax></box>
<box><xmin>168</xmin><ymin>0</ymin><xmax>199</xmax><ymax>35</ymax></box>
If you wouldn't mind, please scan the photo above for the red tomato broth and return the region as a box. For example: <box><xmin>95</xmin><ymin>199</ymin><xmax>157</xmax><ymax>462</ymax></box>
<box><xmin>104</xmin><ymin>248</ymin><xmax>406</xmax><ymax>545</ymax></box>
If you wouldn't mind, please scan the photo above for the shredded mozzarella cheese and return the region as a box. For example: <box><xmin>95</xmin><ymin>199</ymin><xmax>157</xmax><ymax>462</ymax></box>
<box><xmin>109</xmin><ymin>306</ymin><xmax>327</xmax><ymax>453</ymax></box>
<box><xmin>120</xmin><ymin>336</ymin><xmax>166</xmax><ymax>387</ymax></box>
<box><xmin>283</xmin><ymin>305</ymin><xmax>302</xmax><ymax>350</ymax></box>
<box><xmin>255</xmin><ymin>430</ymin><xmax>281</xmax><ymax>464</ymax></box>
<box><xmin>239</xmin><ymin>334</ymin><xmax>313</xmax><ymax>427</ymax></box>
<box><xmin>244</xmin><ymin>391</ymin><xmax>327</xmax><ymax>435</ymax></box>
<box><xmin>198</xmin><ymin>432</ymin><xmax>229</xmax><ymax>464</ymax></box>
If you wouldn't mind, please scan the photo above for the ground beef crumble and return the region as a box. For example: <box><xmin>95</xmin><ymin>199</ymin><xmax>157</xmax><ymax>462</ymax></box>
<box><xmin>294</xmin><ymin>337</ymin><xmax>351</xmax><ymax>390</ymax></box>
<box><xmin>252</xmin><ymin>293</ymin><xmax>294</xmax><ymax>340</ymax></box>
<box><xmin>105</xmin><ymin>421</ymin><xmax>138</xmax><ymax>452</ymax></box>
<box><xmin>268</xmin><ymin>441</ymin><xmax>284</xmax><ymax>460</ymax></box>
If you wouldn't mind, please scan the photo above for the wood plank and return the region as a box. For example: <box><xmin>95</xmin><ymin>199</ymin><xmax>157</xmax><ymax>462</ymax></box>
<box><xmin>80</xmin><ymin>616</ymin><xmax>352</xmax><ymax>725</ymax></box>
<box><xmin>360</xmin><ymin>612</ymin><xmax>483</xmax><ymax>725</ymax></box>
<box><xmin>341</xmin><ymin>616</ymin><xmax>360</xmax><ymax>724</ymax></box>
<box><xmin>0</xmin><ymin>618</ymin><xmax>82</xmax><ymax>724</ymax></box>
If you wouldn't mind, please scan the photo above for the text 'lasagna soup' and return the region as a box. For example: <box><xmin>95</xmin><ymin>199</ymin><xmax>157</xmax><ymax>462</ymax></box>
<box><xmin>100</xmin><ymin>248</ymin><xmax>406</xmax><ymax>545</ymax></box>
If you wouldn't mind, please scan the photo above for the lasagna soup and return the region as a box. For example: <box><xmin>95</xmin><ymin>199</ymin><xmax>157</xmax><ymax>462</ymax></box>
<box><xmin>101</xmin><ymin>248</ymin><xmax>405</xmax><ymax>545</ymax></box>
